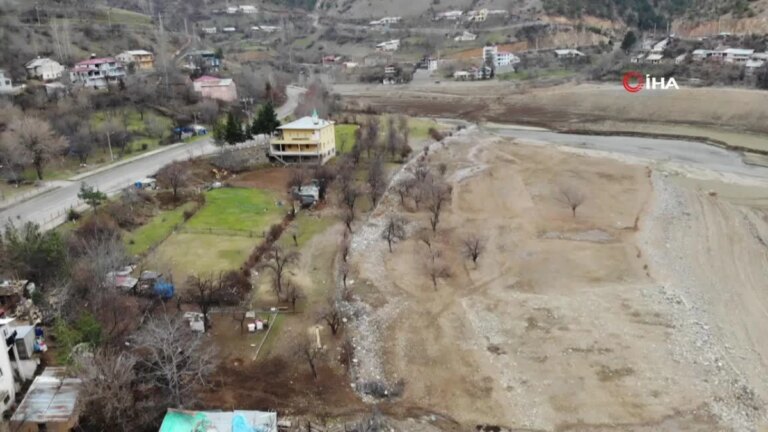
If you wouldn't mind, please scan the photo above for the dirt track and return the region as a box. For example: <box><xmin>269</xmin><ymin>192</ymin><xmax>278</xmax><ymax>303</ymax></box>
<box><xmin>345</xmin><ymin>127</ymin><xmax>768</xmax><ymax>431</ymax></box>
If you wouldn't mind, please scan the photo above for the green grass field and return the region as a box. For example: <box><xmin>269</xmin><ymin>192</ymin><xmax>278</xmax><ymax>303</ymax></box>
<box><xmin>149</xmin><ymin>233</ymin><xmax>256</xmax><ymax>284</ymax></box>
<box><xmin>125</xmin><ymin>203</ymin><xmax>195</xmax><ymax>256</ymax></box>
<box><xmin>335</xmin><ymin>124</ymin><xmax>359</xmax><ymax>154</ymax></box>
<box><xmin>186</xmin><ymin>188</ymin><xmax>283</xmax><ymax>232</ymax></box>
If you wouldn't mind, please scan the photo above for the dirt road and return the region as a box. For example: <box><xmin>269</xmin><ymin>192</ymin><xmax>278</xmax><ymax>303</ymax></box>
<box><xmin>344</xmin><ymin>127</ymin><xmax>768</xmax><ymax>431</ymax></box>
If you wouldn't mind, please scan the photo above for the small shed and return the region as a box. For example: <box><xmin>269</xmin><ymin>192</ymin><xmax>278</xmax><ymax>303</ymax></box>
<box><xmin>14</xmin><ymin>325</ymin><xmax>35</xmax><ymax>360</ymax></box>
<box><xmin>10</xmin><ymin>367</ymin><xmax>82</xmax><ymax>432</ymax></box>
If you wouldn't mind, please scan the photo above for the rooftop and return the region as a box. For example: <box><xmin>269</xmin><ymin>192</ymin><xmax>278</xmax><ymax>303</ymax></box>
<box><xmin>278</xmin><ymin>115</ymin><xmax>333</xmax><ymax>130</ymax></box>
<box><xmin>75</xmin><ymin>57</ymin><xmax>117</xmax><ymax>66</ymax></box>
<box><xmin>11</xmin><ymin>367</ymin><xmax>81</xmax><ymax>424</ymax></box>
<box><xmin>123</xmin><ymin>50</ymin><xmax>153</xmax><ymax>56</ymax></box>
<box><xmin>159</xmin><ymin>409</ymin><xmax>277</xmax><ymax>432</ymax></box>
<box><xmin>25</xmin><ymin>57</ymin><xmax>60</xmax><ymax>68</ymax></box>
<box><xmin>194</xmin><ymin>76</ymin><xmax>234</xmax><ymax>86</ymax></box>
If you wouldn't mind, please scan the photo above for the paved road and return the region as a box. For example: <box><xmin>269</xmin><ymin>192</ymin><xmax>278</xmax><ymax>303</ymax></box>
<box><xmin>0</xmin><ymin>85</ymin><xmax>306</xmax><ymax>230</ymax></box>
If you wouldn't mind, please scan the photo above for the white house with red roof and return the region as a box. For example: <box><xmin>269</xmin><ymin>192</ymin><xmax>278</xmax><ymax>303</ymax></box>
<box><xmin>70</xmin><ymin>55</ymin><xmax>126</xmax><ymax>89</ymax></box>
<box><xmin>192</xmin><ymin>75</ymin><xmax>238</xmax><ymax>102</ymax></box>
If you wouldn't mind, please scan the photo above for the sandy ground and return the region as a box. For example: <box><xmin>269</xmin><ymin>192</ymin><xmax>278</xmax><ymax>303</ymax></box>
<box><xmin>337</xmin><ymin>82</ymin><xmax>768</xmax><ymax>139</ymax></box>
<box><xmin>345</xmin><ymin>128</ymin><xmax>768</xmax><ymax>431</ymax></box>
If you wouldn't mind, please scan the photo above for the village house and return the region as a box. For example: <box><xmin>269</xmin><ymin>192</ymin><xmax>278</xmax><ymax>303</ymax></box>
<box><xmin>252</xmin><ymin>25</ymin><xmax>280</xmax><ymax>33</ymax></box>
<box><xmin>554</xmin><ymin>49</ymin><xmax>585</xmax><ymax>59</ymax></box>
<box><xmin>269</xmin><ymin>110</ymin><xmax>336</xmax><ymax>165</ymax></box>
<box><xmin>239</xmin><ymin>5</ymin><xmax>258</xmax><ymax>13</ymax></box>
<box><xmin>723</xmin><ymin>48</ymin><xmax>754</xmax><ymax>64</ymax></box>
<box><xmin>435</xmin><ymin>10</ymin><xmax>463</xmax><ymax>21</ymax></box>
<box><xmin>222</xmin><ymin>26</ymin><xmax>237</xmax><ymax>33</ymax></box>
<box><xmin>467</xmin><ymin>9</ymin><xmax>488</xmax><ymax>22</ymax></box>
<box><xmin>454</xmin><ymin>65</ymin><xmax>492</xmax><ymax>81</ymax></box>
<box><xmin>159</xmin><ymin>409</ymin><xmax>277</xmax><ymax>432</ymax></box>
<box><xmin>192</xmin><ymin>76</ymin><xmax>238</xmax><ymax>102</ymax></box>
<box><xmin>370</xmin><ymin>16</ymin><xmax>401</xmax><ymax>26</ymax></box>
<box><xmin>376</xmin><ymin>39</ymin><xmax>401</xmax><ymax>52</ymax></box>
<box><xmin>483</xmin><ymin>45</ymin><xmax>520</xmax><ymax>68</ymax></box>
<box><xmin>202</xmin><ymin>27</ymin><xmax>217</xmax><ymax>34</ymax></box>
<box><xmin>645</xmin><ymin>53</ymin><xmax>664</xmax><ymax>64</ymax></box>
<box><xmin>70</xmin><ymin>56</ymin><xmax>126</xmax><ymax>89</ymax></box>
<box><xmin>184</xmin><ymin>50</ymin><xmax>222</xmax><ymax>73</ymax></box>
<box><xmin>0</xmin><ymin>70</ymin><xmax>22</xmax><ymax>95</ymax></box>
<box><xmin>454</xmin><ymin>31</ymin><xmax>477</xmax><ymax>42</ymax></box>
<box><xmin>116</xmin><ymin>50</ymin><xmax>155</xmax><ymax>71</ymax></box>
<box><xmin>675</xmin><ymin>53</ymin><xmax>688</xmax><ymax>64</ymax></box>
<box><xmin>10</xmin><ymin>367</ymin><xmax>81</xmax><ymax>432</ymax></box>
<box><xmin>226</xmin><ymin>5</ymin><xmax>238</xmax><ymax>14</ymax></box>
<box><xmin>746</xmin><ymin>58</ymin><xmax>765</xmax><ymax>75</ymax></box>
<box><xmin>24</xmin><ymin>57</ymin><xmax>65</xmax><ymax>81</ymax></box>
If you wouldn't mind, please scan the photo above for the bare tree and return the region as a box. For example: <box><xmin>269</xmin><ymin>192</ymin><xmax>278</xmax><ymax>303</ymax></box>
<box><xmin>341</xmin><ymin>207</ymin><xmax>355</xmax><ymax>232</ymax></box>
<box><xmin>394</xmin><ymin>176</ymin><xmax>416</xmax><ymax>207</ymax></box>
<box><xmin>340</xmin><ymin>261</ymin><xmax>350</xmax><ymax>293</ymax></box>
<box><xmin>558</xmin><ymin>184</ymin><xmax>586</xmax><ymax>217</ymax></box>
<box><xmin>368</xmin><ymin>156</ymin><xmax>386</xmax><ymax>207</ymax></box>
<box><xmin>284</xmin><ymin>281</ymin><xmax>304</xmax><ymax>311</ymax></box>
<box><xmin>416</xmin><ymin>225</ymin><xmax>434</xmax><ymax>251</ymax></box>
<box><xmin>289</xmin><ymin>225</ymin><xmax>299</xmax><ymax>247</ymax></box>
<box><xmin>76</xmin><ymin>349</ymin><xmax>144</xmax><ymax>432</ymax></box>
<box><xmin>294</xmin><ymin>338</ymin><xmax>324</xmax><ymax>380</ymax></box>
<box><xmin>363</xmin><ymin>117</ymin><xmax>380</xmax><ymax>158</ymax></box>
<box><xmin>185</xmin><ymin>273</ymin><xmax>227</xmax><ymax>331</ymax></box>
<box><xmin>319</xmin><ymin>297</ymin><xmax>343</xmax><ymax>335</ymax></box>
<box><xmin>426</xmin><ymin>250</ymin><xmax>451</xmax><ymax>290</ymax></box>
<box><xmin>426</xmin><ymin>180</ymin><xmax>452</xmax><ymax>232</ymax></box>
<box><xmin>381</xmin><ymin>215</ymin><xmax>407</xmax><ymax>253</ymax></box>
<box><xmin>461</xmin><ymin>234</ymin><xmax>485</xmax><ymax>265</ymax></box>
<box><xmin>156</xmin><ymin>161</ymin><xmax>190</xmax><ymax>201</ymax></box>
<box><xmin>340</xmin><ymin>230</ymin><xmax>351</xmax><ymax>262</ymax></box>
<box><xmin>2</xmin><ymin>115</ymin><xmax>68</xmax><ymax>180</ymax></box>
<box><xmin>341</xmin><ymin>182</ymin><xmax>361</xmax><ymax>213</ymax></box>
<box><xmin>386</xmin><ymin>116</ymin><xmax>400</xmax><ymax>160</ymax></box>
<box><xmin>258</xmin><ymin>245</ymin><xmax>300</xmax><ymax>298</ymax></box>
<box><xmin>132</xmin><ymin>313</ymin><xmax>218</xmax><ymax>407</ymax></box>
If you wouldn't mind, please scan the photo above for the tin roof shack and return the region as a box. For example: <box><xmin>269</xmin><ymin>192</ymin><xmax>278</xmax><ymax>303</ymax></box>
<box><xmin>10</xmin><ymin>367</ymin><xmax>82</xmax><ymax>432</ymax></box>
<box><xmin>292</xmin><ymin>183</ymin><xmax>320</xmax><ymax>208</ymax></box>
<box><xmin>159</xmin><ymin>409</ymin><xmax>278</xmax><ymax>432</ymax></box>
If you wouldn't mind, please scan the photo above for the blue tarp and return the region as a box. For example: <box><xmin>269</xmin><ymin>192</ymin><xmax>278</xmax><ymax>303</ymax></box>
<box><xmin>154</xmin><ymin>278</ymin><xmax>174</xmax><ymax>300</ymax></box>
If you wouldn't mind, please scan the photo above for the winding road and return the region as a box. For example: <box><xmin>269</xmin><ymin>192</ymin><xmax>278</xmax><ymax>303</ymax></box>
<box><xmin>0</xmin><ymin>85</ymin><xmax>305</xmax><ymax>230</ymax></box>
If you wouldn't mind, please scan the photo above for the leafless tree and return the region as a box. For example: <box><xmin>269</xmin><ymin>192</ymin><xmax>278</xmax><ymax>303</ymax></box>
<box><xmin>341</xmin><ymin>207</ymin><xmax>355</xmax><ymax>232</ymax></box>
<box><xmin>368</xmin><ymin>156</ymin><xmax>386</xmax><ymax>207</ymax></box>
<box><xmin>132</xmin><ymin>313</ymin><xmax>218</xmax><ymax>407</ymax></box>
<box><xmin>397</xmin><ymin>115</ymin><xmax>409</xmax><ymax>147</ymax></box>
<box><xmin>341</xmin><ymin>182</ymin><xmax>361</xmax><ymax>214</ymax></box>
<box><xmin>462</xmin><ymin>234</ymin><xmax>485</xmax><ymax>265</ymax></box>
<box><xmin>156</xmin><ymin>161</ymin><xmax>189</xmax><ymax>201</ymax></box>
<box><xmin>416</xmin><ymin>225</ymin><xmax>434</xmax><ymax>251</ymax></box>
<box><xmin>381</xmin><ymin>215</ymin><xmax>407</xmax><ymax>253</ymax></box>
<box><xmin>289</xmin><ymin>225</ymin><xmax>299</xmax><ymax>247</ymax></box>
<box><xmin>437</xmin><ymin>163</ymin><xmax>448</xmax><ymax>177</ymax></box>
<box><xmin>319</xmin><ymin>297</ymin><xmax>343</xmax><ymax>335</ymax></box>
<box><xmin>284</xmin><ymin>280</ymin><xmax>304</xmax><ymax>311</ymax></box>
<box><xmin>340</xmin><ymin>261</ymin><xmax>350</xmax><ymax>293</ymax></box>
<box><xmin>426</xmin><ymin>180</ymin><xmax>452</xmax><ymax>232</ymax></box>
<box><xmin>144</xmin><ymin>116</ymin><xmax>166</xmax><ymax>139</ymax></box>
<box><xmin>340</xmin><ymin>230</ymin><xmax>351</xmax><ymax>262</ymax></box>
<box><xmin>2</xmin><ymin>115</ymin><xmax>68</xmax><ymax>180</ymax></box>
<box><xmin>426</xmin><ymin>250</ymin><xmax>451</xmax><ymax>290</ymax></box>
<box><xmin>258</xmin><ymin>245</ymin><xmax>300</xmax><ymax>298</ymax></box>
<box><xmin>363</xmin><ymin>117</ymin><xmax>380</xmax><ymax>158</ymax></box>
<box><xmin>185</xmin><ymin>273</ymin><xmax>228</xmax><ymax>331</ymax></box>
<box><xmin>76</xmin><ymin>349</ymin><xmax>140</xmax><ymax>432</ymax></box>
<box><xmin>294</xmin><ymin>337</ymin><xmax>324</xmax><ymax>380</ymax></box>
<box><xmin>558</xmin><ymin>184</ymin><xmax>586</xmax><ymax>217</ymax></box>
<box><xmin>394</xmin><ymin>176</ymin><xmax>416</xmax><ymax>207</ymax></box>
<box><xmin>414</xmin><ymin>158</ymin><xmax>430</xmax><ymax>183</ymax></box>
<box><xmin>386</xmin><ymin>116</ymin><xmax>400</xmax><ymax>160</ymax></box>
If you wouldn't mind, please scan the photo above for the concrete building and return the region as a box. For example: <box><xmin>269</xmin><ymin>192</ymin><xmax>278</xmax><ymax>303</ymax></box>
<box><xmin>192</xmin><ymin>76</ymin><xmax>238</xmax><ymax>102</ymax></box>
<box><xmin>10</xmin><ymin>367</ymin><xmax>81</xmax><ymax>432</ymax></box>
<box><xmin>25</xmin><ymin>57</ymin><xmax>65</xmax><ymax>81</ymax></box>
<box><xmin>270</xmin><ymin>110</ymin><xmax>336</xmax><ymax>165</ymax></box>
<box><xmin>454</xmin><ymin>31</ymin><xmax>477</xmax><ymax>42</ymax></box>
<box><xmin>370</xmin><ymin>16</ymin><xmax>401</xmax><ymax>26</ymax></box>
<box><xmin>435</xmin><ymin>10</ymin><xmax>463</xmax><ymax>20</ymax></box>
<box><xmin>483</xmin><ymin>45</ymin><xmax>520</xmax><ymax>68</ymax></box>
<box><xmin>724</xmin><ymin>48</ymin><xmax>755</xmax><ymax>64</ymax></box>
<box><xmin>0</xmin><ymin>70</ymin><xmax>16</xmax><ymax>94</ymax></box>
<box><xmin>70</xmin><ymin>56</ymin><xmax>126</xmax><ymax>89</ymax></box>
<box><xmin>202</xmin><ymin>27</ymin><xmax>217</xmax><ymax>34</ymax></box>
<box><xmin>467</xmin><ymin>9</ymin><xmax>488</xmax><ymax>22</ymax></box>
<box><xmin>376</xmin><ymin>39</ymin><xmax>400</xmax><ymax>52</ymax></box>
<box><xmin>116</xmin><ymin>50</ymin><xmax>155</xmax><ymax>71</ymax></box>
<box><xmin>239</xmin><ymin>5</ymin><xmax>258</xmax><ymax>13</ymax></box>
<box><xmin>184</xmin><ymin>50</ymin><xmax>221</xmax><ymax>73</ymax></box>
<box><xmin>554</xmin><ymin>49</ymin><xmax>585</xmax><ymax>59</ymax></box>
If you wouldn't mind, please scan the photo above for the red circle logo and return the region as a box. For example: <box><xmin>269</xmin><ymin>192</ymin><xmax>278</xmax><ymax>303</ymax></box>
<box><xmin>623</xmin><ymin>71</ymin><xmax>645</xmax><ymax>93</ymax></box>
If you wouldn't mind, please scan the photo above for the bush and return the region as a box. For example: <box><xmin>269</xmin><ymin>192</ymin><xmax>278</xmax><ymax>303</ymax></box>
<box><xmin>428</xmin><ymin>127</ymin><xmax>445</xmax><ymax>142</ymax></box>
<box><xmin>141</xmin><ymin>143</ymin><xmax>149</xmax><ymax>151</ymax></box>
<box><xmin>182</xmin><ymin>209</ymin><xmax>195</xmax><ymax>221</ymax></box>
<box><xmin>66</xmin><ymin>207</ymin><xmax>81</xmax><ymax>222</ymax></box>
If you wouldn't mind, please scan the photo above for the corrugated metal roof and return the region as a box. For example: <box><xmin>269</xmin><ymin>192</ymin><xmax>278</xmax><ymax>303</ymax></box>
<box><xmin>11</xmin><ymin>367</ymin><xmax>81</xmax><ymax>424</ymax></box>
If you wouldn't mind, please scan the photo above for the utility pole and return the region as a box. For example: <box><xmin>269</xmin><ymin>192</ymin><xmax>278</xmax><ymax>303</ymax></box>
<box><xmin>35</xmin><ymin>4</ymin><xmax>41</xmax><ymax>25</ymax></box>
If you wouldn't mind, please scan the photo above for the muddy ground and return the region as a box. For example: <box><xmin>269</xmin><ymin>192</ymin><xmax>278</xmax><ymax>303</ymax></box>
<box><xmin>345</xmin><ymin>128</ymin><xmax>768</xmax><ymax>431</ymax></box>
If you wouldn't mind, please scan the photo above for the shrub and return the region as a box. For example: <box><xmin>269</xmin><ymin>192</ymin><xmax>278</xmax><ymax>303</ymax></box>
<box><xmin>183</xmin><ymin>209</ymin><xmax>195</xmax><ymax>221</ymax></box>
<box><xmin>66</xmin><ymin>207</ymin><xmax>81</xmax><ymax>222</ymax></box>
<box><xmin>428</xmin><ymin>127</ymin><xmax>445</xmax><ymax>141</ymax></box>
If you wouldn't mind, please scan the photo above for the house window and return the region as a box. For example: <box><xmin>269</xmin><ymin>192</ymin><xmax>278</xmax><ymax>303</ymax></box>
<box><xmin>4</xmin><ymin>80</ymin><xmax>9</xmax><ymax>86</ymax></box>
<box><xmin>3</xmin><ymin>393</ymin><xmax>9</xmax><ymax>405</ymax></box>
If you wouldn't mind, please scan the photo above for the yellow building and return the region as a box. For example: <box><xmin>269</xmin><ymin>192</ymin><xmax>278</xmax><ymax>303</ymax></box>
<box><xmin>270</xmin><ymin>110</ymin><xmax>336</xmax><ymax>164</ymax></box>
<box><xmin>116</xmin><ymin>50</ymin><xmax>155</xmax><ymax>71</ymax></box>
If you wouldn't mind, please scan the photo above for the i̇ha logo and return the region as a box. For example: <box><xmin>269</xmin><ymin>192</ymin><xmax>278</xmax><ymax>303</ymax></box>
<box><xmin>622</xmin><ymin>71</ymin><xmax>679</xmax><ymax>93</ymax></box>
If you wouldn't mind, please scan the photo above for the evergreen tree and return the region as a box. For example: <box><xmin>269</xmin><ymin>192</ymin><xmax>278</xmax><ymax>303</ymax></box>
<box><xmin>621</xmin><ymin>30</ymin><xmax>637</xmax><ymax>52</ymax></box>
<box><xmin>78</xmin><ymin>183</ymin><xmax>107</xmax><ymax>211</ymax></box>
<box><xmin>212</xmin><ymin>119</ymin><xmax>227</xmax><ymax>146</ymax></box>
<box><xmin>224</xmin><ymin>112</ymin><xmax>244</xmax><ymax>144</ymax></box>
<box><xmin>251</xmin><ymin>102</ymin><xmax>281</xmax><ymax>136</ymax></box>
